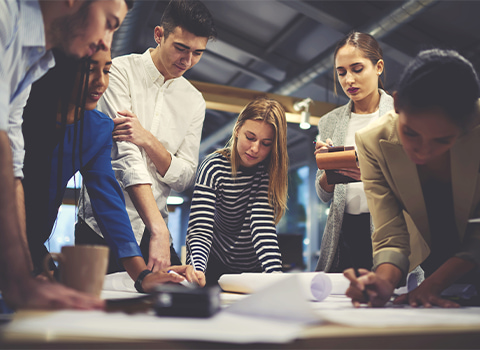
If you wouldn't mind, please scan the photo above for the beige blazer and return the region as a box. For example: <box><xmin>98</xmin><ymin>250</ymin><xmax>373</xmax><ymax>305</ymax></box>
<box><xmin>355</xmin><ymin>102</ymin><xmax>480</xmax><ymax>277</ymax></box>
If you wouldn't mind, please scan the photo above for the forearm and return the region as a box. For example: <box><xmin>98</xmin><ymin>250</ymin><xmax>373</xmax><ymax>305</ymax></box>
<box><xmin>251</xmin><ymin>223</ymin><xmax>283</xmax><ymax>272</ymax></box>
<box><xmin>251</xmin><ymin>197</ymin><xmax>283</xmax><ymax>272</ymax></box>
<box><xmin>375</xmin><ymin>263</ymin><xmax>403</xmax><ymax>290</ymax></box>
<box><xmin>186</xmin><ymin>185</ymin><xmax>217</xmax><ymax>272</ymax></box>
<box><xmin>141</xmin><ymin>132</ymin><xmax>171</xmax><ymax>177</ymax></box>
<box><xmin>186</xmin><ymin>232</ymin><xmax>210</xmax><ymax>272</ymax></box>
<box><xmin>15</xmin><ymin>178</ymin><xmax>33</xmax><ymax>271</ymax></box>
<box><xmin>125</xmin><ymin>184</ymin><xmax>169</xmax><ymax>242</ymax></box>
<box><xmin>121</xmin><ymin>256</ymin><xmax>150</xmax><ymax>282</ymax></box>
<box><xmin>423</xmin><ymin>257</ymin><xmax>476</xmax><ymax>293</ymax></box>
<box><xmin>0</xmin><ymin>132</ymin><xmax>30</xmax><ymax>288</ymax></box>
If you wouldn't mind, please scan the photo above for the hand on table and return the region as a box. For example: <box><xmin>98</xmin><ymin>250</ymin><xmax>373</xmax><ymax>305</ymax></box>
<box><xmin>169</xmin><ymin>265</ymin><xmax>206</xmax><ymax>287</ymax></box>
<box><xmin>393</xmin><ymin>280</ymin><xmax>460</xmax><ymax>308</ymax></box>
<box><xmin>3</xmin><ymin>277</ymin><xmax>105</xmax><ymax>311</ymax></box>
<box><xmin>141</xmin><ymin>265</ymin><xmax>206</xmax><ymax>292</ymax></box>
<box><xmin>344</xmin><ymin>268</ymin><xmax>395</xmax><ymax>307</ymax></box>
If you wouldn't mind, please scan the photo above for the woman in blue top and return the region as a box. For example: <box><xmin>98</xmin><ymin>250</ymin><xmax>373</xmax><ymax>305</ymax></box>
<box><xmin>22</xmin><ymin>49</ymin><xmax>203</xmax><ymax>292</ymax></box>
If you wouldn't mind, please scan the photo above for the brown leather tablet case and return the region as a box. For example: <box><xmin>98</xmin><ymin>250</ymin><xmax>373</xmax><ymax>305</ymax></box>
<box><xmin>315</xmin><ymin>146</ymin><xmax>359</xmax><ymax>184</ymax></box>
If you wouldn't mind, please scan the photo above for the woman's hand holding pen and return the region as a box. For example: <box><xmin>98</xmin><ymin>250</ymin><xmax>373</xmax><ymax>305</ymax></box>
<box><xmin>314</xmin><ymin>138</ymin><xmax>333</xmax><ymax>155</ymax></box>
<box><xmin>343</xmin><ymin>267</ymin><xmax>396</xmax><ymax>307</ymax></box>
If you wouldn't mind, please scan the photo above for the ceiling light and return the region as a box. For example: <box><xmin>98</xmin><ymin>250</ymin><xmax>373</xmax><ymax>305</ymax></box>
<box><xmin>293</xmin><ymin>98</ymin><xmax>313</xmax><ymax>130</ymax></box>
<box><xmin>299</xmin><ymin>110</ymin><xmax>311</xmax><ymax>130</ymax></box>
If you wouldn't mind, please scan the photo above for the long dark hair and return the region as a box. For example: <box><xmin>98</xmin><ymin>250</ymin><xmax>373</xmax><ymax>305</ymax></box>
<box><xmin>22</xmin><ymin>50</ymin><xmax>90</xmax><ymax>267</ymax></box>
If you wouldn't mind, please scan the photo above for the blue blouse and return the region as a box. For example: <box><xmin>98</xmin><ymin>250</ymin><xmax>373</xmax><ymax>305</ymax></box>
<box><xmin>25</xmin><ymin>109</ymin><xmax>141</xmax><ymax>262</ymax></box>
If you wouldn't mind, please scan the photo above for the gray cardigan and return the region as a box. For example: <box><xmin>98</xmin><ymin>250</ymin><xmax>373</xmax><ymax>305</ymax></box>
<box><xmin>314</xmin><ymin>89</ymin><xmax>394</xmax><ymax>272</ymax></box>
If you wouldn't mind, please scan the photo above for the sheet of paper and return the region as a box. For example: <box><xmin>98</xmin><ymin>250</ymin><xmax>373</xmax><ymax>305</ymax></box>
<box><xmin>3</xmin><ymin>309</ymin><xmax>304</xmax><ymax>344</ymax></box>
<box><xmin>4</xmin><ymin>274</ymin><xmax>322</xmax><ymax>343</ymax></box>
<box><xmin>103</xmin><ymin>271</ymin><xmax>137</xmax><ymax>293</ymax></box>
<box><xmin>101</xmin><ymin>290</ymin><xmax>142</xmax><ymax>300</ymax></box>
<box><xmin>225</xmin><ymin>275</ymin><xmax>322</xmax><ymax>323</ymax></box>
<box><xmin>316</xmin><ymin>306</ymin><xmax>480</xmax><ymax>327</ymax></box>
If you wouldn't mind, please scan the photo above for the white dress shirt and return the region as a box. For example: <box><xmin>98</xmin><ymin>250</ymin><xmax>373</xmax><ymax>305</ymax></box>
<box><xmin>79</xmin><ymin>49</ymin><xmax>205</xmax><ymax>243</ymax></box>
<box><xmin>0</xmin><ymin>0</ymin><xmax>55</xmax><ymax>178</ymax></box>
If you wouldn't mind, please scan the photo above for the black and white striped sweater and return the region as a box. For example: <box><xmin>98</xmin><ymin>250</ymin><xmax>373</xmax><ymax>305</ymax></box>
<box><xmin>186</xmin><ymin>152</ymin><xmax>283</xmax><ymax>273</ymax></box>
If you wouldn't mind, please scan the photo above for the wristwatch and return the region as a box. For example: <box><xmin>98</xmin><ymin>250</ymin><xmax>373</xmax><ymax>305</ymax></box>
<box><xmin>134</xmin><ymin>269</ymin><xmax>152</xmax><ymax>293</ymax></box>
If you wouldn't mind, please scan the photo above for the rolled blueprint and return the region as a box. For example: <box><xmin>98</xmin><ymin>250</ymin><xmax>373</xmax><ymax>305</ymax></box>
<box><xmin>218</xmin><ymin>272</ymin><xmax>350</xmax><ymax>302</ymax></box>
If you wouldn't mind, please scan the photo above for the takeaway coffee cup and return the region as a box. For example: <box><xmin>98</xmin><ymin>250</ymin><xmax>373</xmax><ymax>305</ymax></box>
<box><xmin>43</xmin><ymin>245</ymin><xmax>109</xmax><ymax>297</ymax></box>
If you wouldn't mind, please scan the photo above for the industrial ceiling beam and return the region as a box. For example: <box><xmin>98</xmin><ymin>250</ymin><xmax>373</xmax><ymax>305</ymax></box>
<box><xmin>190</xmin><ymin>80</ymin><xmax>336</xmax><ymax>126</ymax></box>
<box><xmin>273</xmin><ymin>0</ymin><xmax>439</xmax><ymax>96</ymax></box>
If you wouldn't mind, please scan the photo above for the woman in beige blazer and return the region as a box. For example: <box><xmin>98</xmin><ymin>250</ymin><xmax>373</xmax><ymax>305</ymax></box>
<box><xmin>347</xmin><ymin>49</ymin><xmax>480</xmax><ymax>308</ymax></box>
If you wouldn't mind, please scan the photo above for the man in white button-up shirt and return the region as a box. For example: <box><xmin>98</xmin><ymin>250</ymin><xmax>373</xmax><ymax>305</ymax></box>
<box><xmin>77</xmin><ymin>0</ymin><xmax>217</xmax><ymax>276</ymax></box>
<box><xmin>0</xmin><ymin>0</ymin><xmax>130</xmax><ymax>310</ymax></box>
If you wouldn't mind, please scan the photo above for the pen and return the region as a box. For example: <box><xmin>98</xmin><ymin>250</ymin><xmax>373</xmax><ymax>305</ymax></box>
<box><xmin>186</xmin><ymin>240</ymin><xmax>197</xmax><ymax>272</ymax></box>
<box><xmin>354</xmin><ymin>268</ymin><xmax>369</xmax><ymax>303</ymax></box>
<box><xmin>313</xmin><ymin>139</ymin><xmax>334</xmax><ymax>147</ymax></box>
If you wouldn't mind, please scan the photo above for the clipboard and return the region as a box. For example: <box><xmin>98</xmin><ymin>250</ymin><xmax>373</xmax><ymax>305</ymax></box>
<box><xmin>315</xmin><ymin>146</ymin><xmax>359</xmax><ymax>184</ymax></box>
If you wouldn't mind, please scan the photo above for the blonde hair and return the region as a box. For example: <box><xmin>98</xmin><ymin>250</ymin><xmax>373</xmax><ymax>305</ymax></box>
<box><xmin>217</xmin><ymin>98</ymin><xmax>288</xmax><ymax>223</ymax></box>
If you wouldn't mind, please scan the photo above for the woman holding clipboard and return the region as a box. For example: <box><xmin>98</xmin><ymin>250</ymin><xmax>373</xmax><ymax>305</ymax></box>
<box><xmin>314</xmin><ymin>32</ymin><xmax>393</xmax><ymax>273</ymax></box>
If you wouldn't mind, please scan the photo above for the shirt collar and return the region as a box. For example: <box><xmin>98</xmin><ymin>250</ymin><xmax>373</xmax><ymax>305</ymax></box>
<box><xmin>143</xmin><ymin>49</ymin><xmax>180</xmax><ymax>89</ymax></box>
<box><xmin>19</xmin><ymin>0</ymin><xmax>46</xmax><ymax>49</ymax></box>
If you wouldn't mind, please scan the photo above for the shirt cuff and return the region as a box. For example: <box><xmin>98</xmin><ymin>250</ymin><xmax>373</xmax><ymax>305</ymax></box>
<box><xmin>116</xmin><ymin>241</ymin><xmax>143</xmax><ymax>260</ymax></box>
<box><xmin>373</xmin><ymin>249</ymin><xmax>410</xmax><ymax>287</ymax></box>
<box><xmin>0</xmin><ymin>97</ymin><xmax>8</xmax><ymax>131</ymax></box>
<box><xmin>12</xmin><ymin>148</ymin><xmax>25</xmax><ymax>179</ymax></box>
<box><xmin>162</xmin><ymin>151</ymin><xmax>181</xmax><ymax>183</ymax></box>
<box><xmin>455</xmin><ymin>251</ymin><xmax>480</xmax><ymax>268</ymax></box>
<box><xmin>118</xmin><ymin>167</ymin><xmax>153</xmax><ymax>188</ymax></box>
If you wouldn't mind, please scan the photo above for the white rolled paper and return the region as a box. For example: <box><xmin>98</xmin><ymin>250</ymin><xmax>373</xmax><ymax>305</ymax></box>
<box><xmin>218</xmin><ymin>272</ymin><xmax>350</xmax><ymax>302</ymax></box>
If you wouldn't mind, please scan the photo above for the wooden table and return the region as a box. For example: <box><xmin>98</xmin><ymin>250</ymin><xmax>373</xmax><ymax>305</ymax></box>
<box><xmin>1</xmin><ymin>309</ymin><xmax>480</xmax><ymax>349</ymax></box>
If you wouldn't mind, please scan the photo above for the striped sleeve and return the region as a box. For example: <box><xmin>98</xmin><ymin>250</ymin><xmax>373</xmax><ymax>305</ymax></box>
<box><xmin>186</xmin><ymin>183</ymin><xmax>216</xmax><ymax>272</ymax></box>
<box><xmin>250</xmin><ymin>173</ymin><xmax>283</xmax><ymax>272</ymax></box>
<box><xmin>186</xmin><ymin>156</ymin><xmax>221</xmax><ymax>272</ymax></box>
